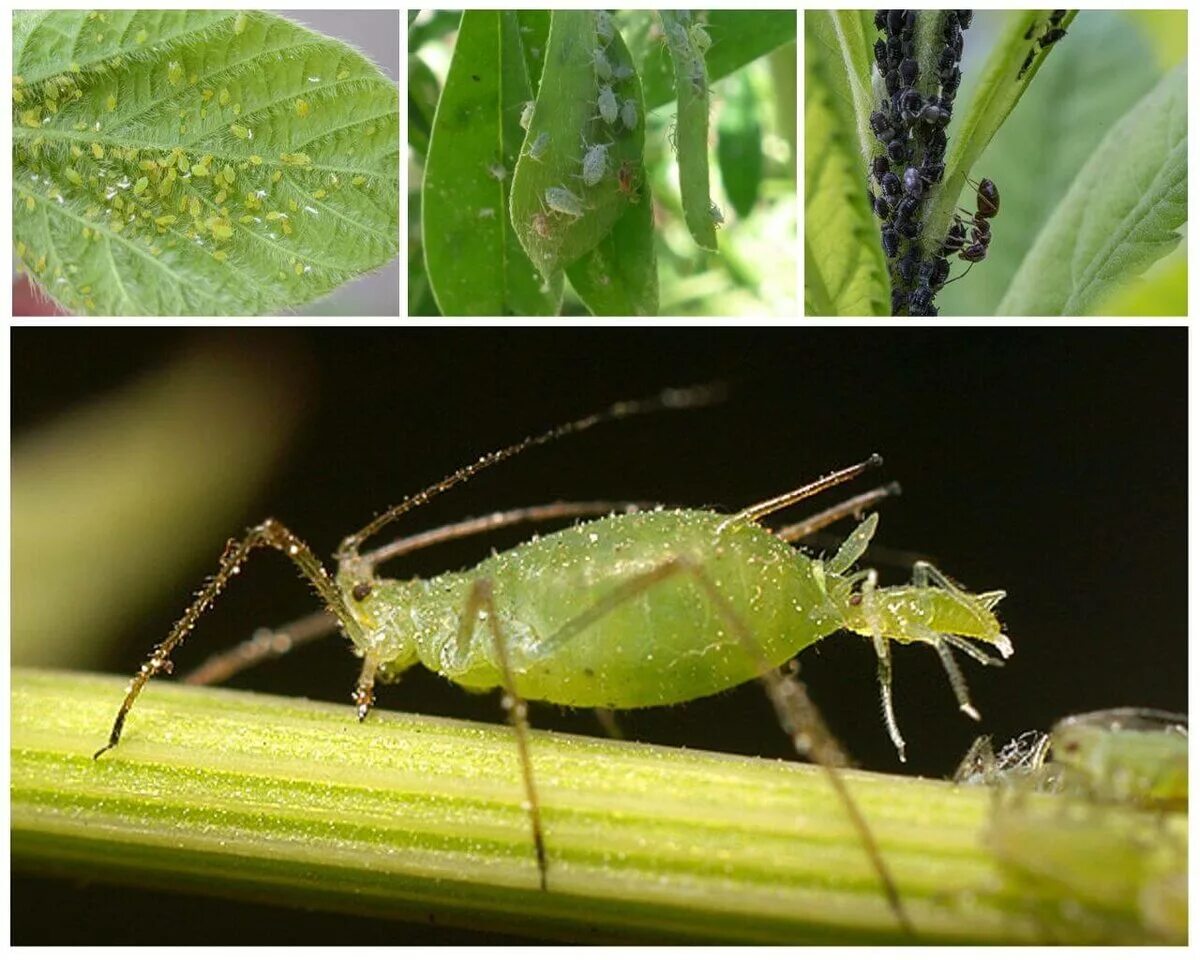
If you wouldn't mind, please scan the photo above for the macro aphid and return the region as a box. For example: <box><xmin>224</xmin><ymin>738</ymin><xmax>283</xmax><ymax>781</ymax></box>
<box><xmin>619</xmin><ymin>98</ymin><xmax>638</xmax><ymax>131</ymax></box>
<box><xmin>596</xmin><ymin>84</ymin><xmax>619</xmax><ymax>126</ymax></box>
<box><xmin>525</xmin><ymin>131</ymin><xmax>550</xmax><ymax>162</ymax></box>
<box><xmin>519</xmin><ymin>100</ymin><xmax>535</xmax><ymax>131</ymax></box>
<box><xmin>576</xmin><ymin>134</ymin><xmax>613</xmax><ymax>187</ymax></box>
<box><xmin>92</xmin><ymin>390</ymin><xmax>1012</xmax><ymax>934</ymax></box>
<box><xmin>544</xmin><ymin>185</ymin><xmax>586</xmax><ymax>219</ymax></box>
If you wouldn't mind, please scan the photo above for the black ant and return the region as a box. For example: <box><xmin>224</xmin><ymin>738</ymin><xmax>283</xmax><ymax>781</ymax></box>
<box><xmin>944</xmin><ymin>176</ymin><xmax>1000</xmax><ymax>285</ymax></box>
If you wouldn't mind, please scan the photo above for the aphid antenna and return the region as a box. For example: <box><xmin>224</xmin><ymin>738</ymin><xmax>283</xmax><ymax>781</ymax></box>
<box><xmin>335</xmin><ymin>384</ymin><xmax>728</xmax><ymax>564</ymax></box>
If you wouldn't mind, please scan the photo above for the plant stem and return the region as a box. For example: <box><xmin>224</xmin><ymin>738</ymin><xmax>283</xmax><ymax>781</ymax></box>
<box><xmin>11</xmin><ymin>669</ymin><xmax>1183</xmax><ymax>944</ymax></box>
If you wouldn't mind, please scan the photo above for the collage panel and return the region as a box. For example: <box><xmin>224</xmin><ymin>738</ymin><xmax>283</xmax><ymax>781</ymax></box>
<box><xmin>805</xmin><ymin>9</ymin><xmax>1186</xmax><ymax>317</ymax></box>
<box><xmin>11</xmin><ymin>327</ymin><xmax>1186</xmax><ymax>944</ymax></box>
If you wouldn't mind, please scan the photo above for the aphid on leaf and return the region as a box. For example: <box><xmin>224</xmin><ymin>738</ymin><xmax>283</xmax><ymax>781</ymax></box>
<box><xmin>620</xmin><ymin>98</ymin><xmax>638</xmax><ymax>130</ymax></box>
<box><xmin>526</xmin><ymin>132</ymin><xmax>550</xmax><ymax>162</ymax></box>
<box><xmin>616</xmin><ymin>160</ymin><xmax>640</xmax><ymax>202</ymax></box>
<box><xmin>519</xmin><ymin>100</ymin><xmax>535</xmax><ymax>131</ymax></box>
<box><xmin>597</xmin><ymin>85</ymin><xmax>619</xmax><ymax>125</ymax></box>
<box><xmin>545</xmin><ymin>185</ymin><xmax>586</xmax><ymax>219</ymax></box>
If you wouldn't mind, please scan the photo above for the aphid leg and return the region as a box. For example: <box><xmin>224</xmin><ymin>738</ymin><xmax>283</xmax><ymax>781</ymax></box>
<box><xmin>94</xmin><ymin>519</ymin><xmax>368</xmax><ymax>760</ymax></box>
<box><xmin>531</xmin><ymin>555</ymin><xmax>913</xmax><ymax>934</ymax></box>
<box><xmin>458</xmin><ymin>578</ymin><xmax>549</xmax><ymax>890</ymax></box>
<box><xmin>912</xmin><ymin>561</ymin><xmax>1012</xmax><ymax>658</ymax></box>
<box><xmin>354</xmin><ymin>650</ymin><xmax>382</xmax><ymax>722</ymax></box>
<box><xmin>858</xmin><ymin>567</ymin><xmax>908</xmax><ymax>763</ymax></box>
<box><xmin>181</xmin><ymin>609</ymin><xmax>338</xmax><ymax>686</ymax></box>
<box><xmin>593</xmin><ymin>708</ymin><xmax>624</xmax><ymax>740</ymax></box>
<box><xmin>826</xmin><ymin>514</ymin><xmax>881</xmax><ymax>576</ymax></box>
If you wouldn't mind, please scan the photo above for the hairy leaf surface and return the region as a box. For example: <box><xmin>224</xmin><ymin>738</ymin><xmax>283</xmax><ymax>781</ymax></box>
<box><xmin>13</xmin><ymin>10</ymin><xmax>399</xmax><ymax>316</ymax></box>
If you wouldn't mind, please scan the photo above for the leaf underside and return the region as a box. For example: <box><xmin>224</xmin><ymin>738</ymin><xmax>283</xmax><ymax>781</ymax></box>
<box><xmin>13</xmin><ymin>10</ymin><xmax>399</xmax><ymax>316</ymax></box>
<box><xmin>999</xmin><ymin>63</ymin><xmax>1187</xmax><ymax>316</ymax></box>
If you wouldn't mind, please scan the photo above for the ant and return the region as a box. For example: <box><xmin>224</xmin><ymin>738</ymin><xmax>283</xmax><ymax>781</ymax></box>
<box><xmin>944</xmin><ymin>176</ymin><xmax>999</xmax><ymax>284</ymax></box>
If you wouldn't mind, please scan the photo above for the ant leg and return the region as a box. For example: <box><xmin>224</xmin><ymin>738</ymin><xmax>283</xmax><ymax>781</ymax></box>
<box><xmin>457</xmin><ymin>578</ymin><xmax>549</xmax><ymax>891</ymax></box>
<box><xmin>860</xmin><ymin>568</ymin><xmax>908</xmax><ymax>763</ymax></box>
<box><xmin>530</xmin><ymin>556</ymin><xmax>913</xmax><ymax>934</ymax></box>
<box><xmin>94</xmin><ymin>519</ymin><xmax>368</xmax><ymax>760</ymax></box>
<box><xmin>181</xmin><ymin>610</ymin><xmax>338</xmax><ymax>686</ymax></box>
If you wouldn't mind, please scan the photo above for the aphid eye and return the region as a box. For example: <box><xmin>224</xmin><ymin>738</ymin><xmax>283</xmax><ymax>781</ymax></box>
<box><xmin>352</xmin><ymin>582</ymin><xmax>372</xmax><ymax>601</ymax></box>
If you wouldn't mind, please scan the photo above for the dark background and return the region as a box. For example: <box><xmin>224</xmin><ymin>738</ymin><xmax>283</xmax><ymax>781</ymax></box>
<box><xmin>12</xmin><ymin>326</ymin><xmax>1187</xmax><ymax>944</ymax></box>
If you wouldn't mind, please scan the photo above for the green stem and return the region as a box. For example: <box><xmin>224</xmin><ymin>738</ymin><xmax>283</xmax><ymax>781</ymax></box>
<box><xmin>11</xmin><ymin>669</ymin><xmax>1181</xmax><ymax>944</ymax></box>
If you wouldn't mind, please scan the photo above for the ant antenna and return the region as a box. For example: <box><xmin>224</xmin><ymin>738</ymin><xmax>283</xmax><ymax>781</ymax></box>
<box><xmin>942</xmin><ymin>262</ymin><xmax>976</xmax><ymax>286</ymax></box>
<box><xmin>336</xmin><ymin>384</ymin><xmax>727</xmax><ymax>563</ymax></box>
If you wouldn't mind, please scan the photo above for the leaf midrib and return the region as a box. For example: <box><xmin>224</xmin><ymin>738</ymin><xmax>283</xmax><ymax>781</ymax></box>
<box><xmin>14</xmin><ymin>125</ymin><xmax>397</xmax><ymax>178</ymax></box>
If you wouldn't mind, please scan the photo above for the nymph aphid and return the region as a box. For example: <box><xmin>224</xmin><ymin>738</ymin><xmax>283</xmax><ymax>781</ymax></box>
<box><xmin>544</xmin><ymin>185</ymin><xmax>586</xmax><ymax>219</ymax></box>
<box><xmin>619</xmin><ymin>98</ymin><xmax>638</xmax><ymax>131</ymax></box>
<box><xmin>596</xmin><ymin>84</ymin><xmax>619</xmax><ymax>126</ymax></box>
<box><xmin>92</xmin><ymin>388</ymin><xmax>1011</xmax><ymax>933</ymax></box>
<box><xmin>577</xmin><ymin>135</ymin><xmax>613</xmax><ymax>188</ymax></box>
<box><xmin>615</xmin><ymin>159</ymin><xmax>640</xmax><ymax>202</ymax></box>
<box><xmin>519</xmin><ymin>100</ymin><xmax>535</xmax><ymax>131</ymax></box>
<box><xmin>526</xmin><ymin>132</ymin><xmax>550</xmax><ymax>162</ymax></box>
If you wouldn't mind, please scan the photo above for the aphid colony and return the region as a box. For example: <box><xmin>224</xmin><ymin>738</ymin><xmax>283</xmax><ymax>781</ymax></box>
<box><xmin>13</xmin><ymin>28</ymin><xmax>373</xmax><ymax>297</ymax></box>
<box><xmin>524</xmin><ymin>10</ymin><xmax>642</xmax><ymax>236</ymax></box>
<box><xmin>1017</xmin><ymin>10</ymin><xmax>1069</xmax><ymax>81</ymax></box>
<box><xmin>867</xmin><ymin>10</ymin><xmax>971</xmax><ymax>316</ymax></box>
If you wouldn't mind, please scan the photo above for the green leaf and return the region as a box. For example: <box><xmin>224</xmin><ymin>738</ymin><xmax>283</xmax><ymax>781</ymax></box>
<box><xmin>565</xmin><ymin>189</ymin><xmax>658</xmax><ymax>315</ymax></box>
<box><xmin>516</xmin><ymin>11</ymin><xmax>551</xmax><ymax>95</ymax></box>
<box><xmin>937</xmin><ymin>12</ymin><xmax>1162</xmax><ymax>316</ymax></box>
<box><xmin>717</xmin><ymin>72</ymin><xmax>763</xmax><ymax>219</ymax></box>
<box><xmin>12</xmin><ymin>10</ymin><xmax>400</xmax><ymax>316</ymax></box>
<box><xmin>924</xmin><ymin>10</ymin><xmax>1078</xmax><ymax>251</ymax></box>
<box><xmin>407</xmin><ymin>54</ymin><xmax>439</xmax><ymax>157</ymax></box>
<box><xmin>803</xmin><ymin>11</ymin><xmax>877</xmax><ymax>170</ymax></box>
<box><xmin>659</xmin><ymin>11</ymin><xmax>716</xmax><ymax>252</ymax></box>
<box><xmin>1093</xmin><ymin>252</ymin><xmax>1186</xmax><ymax>317</ymax></box>
<box><xmin>510</xmin><ymin>11</ymin><xmax>644</xmax><ymax>278</ymax></box>
<box><xmin>998</xmin><ymin>64</ymin><xmax>1186</xmax><ymax>316</ymax></box>
<box><xmin>422</xmin><ymin>11</ymin><xmax>563</xmax><ymax>316</ymax></box>
<box><xmin>638</xmin><ymin>11</ymin><xmax>797</xmax><ymax>112</ymax></box>
<box><xmin>804</xmin><ymin>20</ymin><xmax>888</xmax><ymax>317</ymax></box>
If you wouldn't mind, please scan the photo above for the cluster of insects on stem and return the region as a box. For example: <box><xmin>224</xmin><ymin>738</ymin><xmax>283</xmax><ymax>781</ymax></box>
<box><xmin>94</xmin><ymin>387</ymin><xmax>1013</xmax><ymax>935</ymax></box>
<box><xmin>868</xmin><ymin>10</ymin><xmax>971</xmax><ymax>316</ymax></box>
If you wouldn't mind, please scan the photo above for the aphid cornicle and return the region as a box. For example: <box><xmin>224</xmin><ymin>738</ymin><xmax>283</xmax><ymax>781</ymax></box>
<box><xmin>94</xmin><ymin>392</ymin><xmax>1011</xmax><ymax>932</ymax></box>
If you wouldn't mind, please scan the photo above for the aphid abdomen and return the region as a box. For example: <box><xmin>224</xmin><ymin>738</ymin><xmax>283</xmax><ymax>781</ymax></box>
<box><xmin>431</xmin><ymin>510</ymin><xmax>837</xmax><ymax>709</ymax></box>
